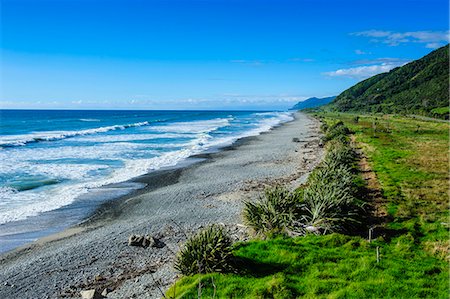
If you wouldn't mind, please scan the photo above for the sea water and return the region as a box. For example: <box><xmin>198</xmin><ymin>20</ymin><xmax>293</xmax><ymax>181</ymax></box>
<box><xmin>0</xmin><ymin>110</ymin><xmax>293</xmax><ymax>252</ymax></box>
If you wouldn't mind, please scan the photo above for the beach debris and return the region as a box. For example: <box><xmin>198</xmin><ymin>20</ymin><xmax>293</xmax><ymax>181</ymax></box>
<box><xmin>305</xmin><ymin>225</ymin><xmax>319</xmax><ymax>233</ymax></box>
<box><xmin>94</xmin><ymin>275</ymin><xmax>105</xmax><ymax>282</ymax></box>
<box><xmin>128</xmin><ymin>234</ymin><xmax>166</xmax><ymax>248</ymax></box>
<box><xmin>80</xmin><ymin>289</ymin><xmax>104</xmax><ymax>299</ymax></box>
<box><xmin>292</xmin><ymin>137</ymin><xmax>300</xmax><ymax>143</ymax></box>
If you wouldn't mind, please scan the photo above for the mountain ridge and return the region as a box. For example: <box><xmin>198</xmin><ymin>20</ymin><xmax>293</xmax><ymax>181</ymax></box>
<box><xmin>329</xmin><ymin>44</ymin><xmax>449</xmax><ymax>118</ymax></box>
<box><xmin>289</xmin><ymin>96</ymin><xmax>336</xmax><ymax>110</ymax></box>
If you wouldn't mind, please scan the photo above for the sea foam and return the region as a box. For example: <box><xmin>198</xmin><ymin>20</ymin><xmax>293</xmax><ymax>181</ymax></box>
<box><xmin>0</xmin><ymin>121</ymin><xmax>150</xmax><ymax>148</ymax></box>
<box><xmin>0</xmin><ymin>112</ymin><xmax>294</xmax><ymax>224</ymax></box>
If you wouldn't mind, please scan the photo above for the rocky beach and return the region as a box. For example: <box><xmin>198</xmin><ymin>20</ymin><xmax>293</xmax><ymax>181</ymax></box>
<box><xmin>0</xmin><ymin>112</ymin><xmax>323</xmax><ymax>299</ymax></box>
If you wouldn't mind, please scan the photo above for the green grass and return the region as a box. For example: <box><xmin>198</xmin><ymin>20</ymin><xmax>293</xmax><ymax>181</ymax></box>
<box><xmin>316</xmin><ymin>112</ymin><xmax>449</xmax><ymax>260</ymax></box>
<box><xmin>167</xmin><ymin>234</ymin><xmax>448</xmax><ymax>298</ymax></box>
<box><xmin>324</xmin><ymin>113</ymin><xmax>449</xmax><ymax>215</ymax></box>
<box><xmin>430</xmin><ymin>106</ymin><xmax>449</xmax><ymax>116</ymax></box>
<box><xmin>167</xmin><ymin>112</ymin><xmax>449</xmax><ymax>298</ymax></box>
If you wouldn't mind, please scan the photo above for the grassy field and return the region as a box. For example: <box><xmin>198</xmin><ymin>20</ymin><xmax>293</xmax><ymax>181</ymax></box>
<box><xmin>166</xmin><ymin>113</ymin><xmax>449</xmax><ymax>298</ymax></box>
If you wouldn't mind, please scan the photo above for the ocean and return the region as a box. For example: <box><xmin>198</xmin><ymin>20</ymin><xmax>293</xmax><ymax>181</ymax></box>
<box><xmin>0</xmin><ymin>109</ymin><xmax>293</xmax><ymax>252</ymax></box>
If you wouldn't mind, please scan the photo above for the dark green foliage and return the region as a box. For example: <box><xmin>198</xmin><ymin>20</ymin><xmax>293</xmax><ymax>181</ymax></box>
<box><xmin>298</xmin><ymin>135</ymin><xmax>363</xmax><ymax>234</ymax></box>
<box><xmin>242</xmin><ymin>187</ymin><xmax>302</xmax><ymax>235</ymax></box>
<box><xmin>322</xmin><ymin>121</ymin><xmax>351</xmax><ymax>142</ymax></box>
<box><xmin>331</xmin><ymin>45</ymin><xmax>449</xmax><ymax>118</ymax></box>
<box><xmin>301</xmin><ymin>163</ymin><xmax>361</xmax><ymax>234</ymax></box>
<box><xmin>174</xmin><ymin>225</ymin><xmax>233</xmax><ymax>275</ymax></box>
<box><xmin>430</xmin><ymin>106</ymin><xmax>449</xmax><ymax>119</ymax></box>
<box><xmin>324</xmin><ymin>139</ymin><xmax>357</xmax><ymax>169</ymax></box>
<box><xmin>320</xmin><ymin>122</ymin><xmax>329</xmax><ymax>133</ymax></box>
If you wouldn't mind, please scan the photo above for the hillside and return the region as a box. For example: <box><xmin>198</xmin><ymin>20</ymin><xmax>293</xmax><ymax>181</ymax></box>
<box><xmin>331</xmin><ymin>44</ymin><xmax>449</xmax><ymax>118</ymax></box>
<box><xmin>289</xmin><ymin>96</ymin><xmax>336</xmax><ymax>110</ymax></box>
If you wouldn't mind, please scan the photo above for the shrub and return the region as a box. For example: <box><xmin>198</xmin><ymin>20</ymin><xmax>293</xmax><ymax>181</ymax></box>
<box><xmin>320</xmin><ymin>122</ymin><xmax>329</xmax><ymax>133</ymax></box>
<box><xmin>174</xmin><ymin>224</ymin><xmax>233</xmax><ymax>275</ymax></box>
<box><xmin>300</xmin><ymin>168</ymin><xmax>361</xmax><ymax>234</ymax></box>
<box><xmin>323</xmin><ymin>140</ymin><xmax>357</xmax><ymax>169</ymax></box>
<box><xmin>322</xmin><ymin>120</ymin><xmax>351</xmax><ymax>142</ymax></box>
<box><xmin>243</xmin><ymin>187</ymin><xmax>302</xmax><ymax>236</ymax></box>
<box><xmin>293</xmin><ymin>136</ymin><xmax>363</xmax><ymax>234</ymax></box>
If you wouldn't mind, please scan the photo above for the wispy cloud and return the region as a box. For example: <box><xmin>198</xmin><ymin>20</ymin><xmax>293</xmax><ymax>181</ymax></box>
<box><xmin>230</xmin><ymin>59</ymin><xmax>265</xmax><ymax>66</ymax></box>
<box><xmin>354</xmin><ymin>49</ymin><xmax>370</xmax><ymax>55</ymax></box>
<box><xmin>351</xmin><ymin>30</ymin><xmax>449</xmax><ymax>48</ymax></box>
<box><xmin>324</xmin><ymin>59</ymin><xmax>408</xmax><ymax>80</ymax></box>
<box><xmin>350</xmin><ymin>57</ymin><xmax>411</xmax><ymax>66</ymax></box>
<box><xmin>288</xmin><ymin>58</ymin><xmax>315</xmax><ymax>62</ymax></box>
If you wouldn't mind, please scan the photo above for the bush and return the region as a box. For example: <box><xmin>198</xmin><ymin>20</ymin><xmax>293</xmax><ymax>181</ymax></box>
<box><xmin>301</xmin><ymin>188</ymin><xmax>356</xmax><ymax>234</ymax></box>
<box><xmin>320</xmin><ymin>122</ymin><xmax>329</xmax><ymax>133</ymax></box>
<box><xmin>323</xmin><ymin>140</ymin><xmax>358</xmax><ymax>169</ymax></box>
<box><xmin>243</xmin><ymin>187</ymin><xmax>302</xmax><ymax>236</ymax></box>
<box><xmin>174</xmin><ymin>224</ymin><xmax>233</xmax><ymax>275</ymax></box>
<box><xmin>322</xmin><ymin>121</ymin><xmax>351</xmax><ymax>142</ymax></box>
<box><xmin>300</xmin><ymin>165</ymin><xmax>361</xmax><ymax>234</ymax></box>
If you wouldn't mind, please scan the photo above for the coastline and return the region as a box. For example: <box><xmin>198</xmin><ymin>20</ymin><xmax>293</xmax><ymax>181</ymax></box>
<box><xmin>0</xmin><ymin>112</ymin><xmax>324</xmax><ymax>299</ymax></box>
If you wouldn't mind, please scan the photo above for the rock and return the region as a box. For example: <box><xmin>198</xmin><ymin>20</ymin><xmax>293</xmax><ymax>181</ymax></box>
<box><xmin>128</xmin><ymin>234</ymin><xmax>144</xmax><ymax>246</ymax></box>
<box><xmin>80</xmin><ymin>289</ymin><xmax>104</xmax><ymax>299</ymax></box>
<box><xmin>292</xmin><ymin>137</ymin><xmax>300</xmax><ymax>143</ymax></box>
<box><xmin>101</xmin><ymin>288</ymin><xmax>111</xmax><ymax>297</ymax></box>
<box><xmin>146</xmin><ymin>235</ymin><xmax>156</xmax><ymax>247</ymax></box>
<box><xmin>128</xmin><ymin>234</ymin><xmax>165</xmax><ymax>248</ymax></box>
<box><xmin>151</xmin><ymin>237</ymin><xmax>166</xmax><ymax>248</ymax></box>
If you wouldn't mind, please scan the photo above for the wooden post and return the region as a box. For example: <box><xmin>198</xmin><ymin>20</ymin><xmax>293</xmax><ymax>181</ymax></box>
<box><xmin>376</xmin><ymin>246</ymin><xmax>380</xmax><ymax>263</ymax></box>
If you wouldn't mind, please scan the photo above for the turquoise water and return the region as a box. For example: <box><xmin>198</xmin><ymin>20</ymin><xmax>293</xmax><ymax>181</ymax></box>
<box><xmin>0</xmin><ymin>110</ymin><xmax>293</xmax><ymax>252</ymax></box>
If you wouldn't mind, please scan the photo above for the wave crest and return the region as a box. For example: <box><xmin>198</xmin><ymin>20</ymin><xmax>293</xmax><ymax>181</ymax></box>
<box><xmin>0</xmin><ymin>121</ymin><xmax>150</xmax><ymax>148</ymax></box>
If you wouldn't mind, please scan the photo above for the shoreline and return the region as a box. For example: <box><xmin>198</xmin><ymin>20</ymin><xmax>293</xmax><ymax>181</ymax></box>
<box><xmin>0</xmin><ymin>112</ymin><xmax>324</xmax><ymax>299</ymax></box>
<box><xmin>0</xmin><ymin>116</ymin><xmax>284</xmax><ymax>254</ymax></box>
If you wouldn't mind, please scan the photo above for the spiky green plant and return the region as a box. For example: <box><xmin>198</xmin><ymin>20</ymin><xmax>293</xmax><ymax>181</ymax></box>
<box><xmin>322</xmin><ymin>121</ymin><xmax>351</xmax><ymax>141</ymax></box>
<box><xmin>296</xmin><ymin>155</ymin><xmax>362</xmax><ymax>234</ymax></box>
<box><xmin>323</xmin><ymin>140</ymin><xmax>357</xmax><ymax>169</ymax></box>
<box><xmin>242</xmin><ymin>187</ymin><xmax>302</xmax><ymax>236</ymax></box>
<box><xmin>174</xmin><ymin>225</ymin><xmax>233</xmax><ymax>275</ymax></box>
<box><xmin>300</xmin><ymin>178</ymin><xmax>360</xmax><ymax>234</ymax></box>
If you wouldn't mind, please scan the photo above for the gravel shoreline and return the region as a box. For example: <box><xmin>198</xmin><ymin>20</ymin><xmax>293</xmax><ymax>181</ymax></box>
<box><xmin>0</xmin><ymin>112</ymin><xmax>323</xmax><ymax>299</ymax></box>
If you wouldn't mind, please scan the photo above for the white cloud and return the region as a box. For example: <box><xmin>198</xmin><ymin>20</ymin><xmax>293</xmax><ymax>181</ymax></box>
<box><xmin>324</xmin><ymin>62</ymin><xmax>405</xmax><ymax>80</ymax></box>
<box><xmin>351</xmin><ymin>57</ymin><xmax>411</xmax><ymax>65</ymax></box>
<box><xmin>425</xmin><ymin>42</ymin><xmax>443</xmax><ymax>49</ymax></box>
<box><xmin>355</xmin><ymin>49</ymin><xmax>370</xmax><ymax>55</ymax></box>
<box><xmin>288</xmin><ymin>58</ymin><xmax>315</xmax><ymax>62</ymax></box>
<box><xmin>230</xmin><ymin>59</ymin><xmax>264</xmax><ymax>66</ymax></box>
<box><xmin>352</xmin><ymin>30</ymin><xmax>449</xmax><ymax>48</ymax></box>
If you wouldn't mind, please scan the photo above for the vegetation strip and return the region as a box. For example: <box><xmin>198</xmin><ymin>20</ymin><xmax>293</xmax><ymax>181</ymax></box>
<box><xmin>165</xmin><ymin>112</ymin><xmax>449</xmax><ymax>298</ymax></box>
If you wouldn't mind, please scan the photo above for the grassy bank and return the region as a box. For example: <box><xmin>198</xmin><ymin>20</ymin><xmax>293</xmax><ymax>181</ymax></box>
<box><xmin>166</xmin><ymin>112</ymin><xmax>449</xmax><ymax>298</ymax></box>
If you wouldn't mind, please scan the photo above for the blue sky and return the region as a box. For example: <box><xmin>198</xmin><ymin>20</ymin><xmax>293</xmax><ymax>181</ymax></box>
<box><xmin>1</xmin><ymin>0</ymin><xmax>448</xmax><ymax>110</ymax></box>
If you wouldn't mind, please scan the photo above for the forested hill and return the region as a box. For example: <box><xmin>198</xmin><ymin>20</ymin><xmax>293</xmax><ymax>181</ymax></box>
<box><xmin>330</xmin><ymin>44</ymin><xmax>449</xmax><ymax>118</ymax></box>
<box><xmin>289</xmin><ymin>96</ymin><xmax>336</xmax><ymax>110</ymax></box>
